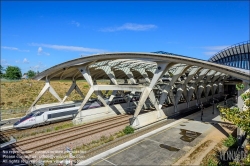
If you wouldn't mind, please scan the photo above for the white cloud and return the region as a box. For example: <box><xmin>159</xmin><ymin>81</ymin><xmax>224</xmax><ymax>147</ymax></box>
<box><xmin>71</xmin><ymin>21</ymin><xmax>80</xmax><ymax>27</ymax></box>
<box><xmin>30</xmin><ymin>43</ymin><xmax>105</xmax><ymax>53</ymax></box>
<box><xmin>38</xmin><ymin>47</ymin><xmax>43</xmax><ymax>54</ymax></box>
<box><xmin>100</xmin><ymin>23</ymin><xmax>157</xmax><ymax>32</ymax></box>
<box><xmin>202</xmin><ymin>46</ymin><xmax>229</xmax><ymax>51</ymax></box>
<box><xmin>23</xmin><ymin>58</ymin><xmax>29</xmax><ymax>63</ymax></box>
<box><xmin>204</xmin><ymin>51</ymin><xmax>218</xmax><ymax>56</ymax></box>
<box><xmin>202</xmin><ymin>45</ymin><xmax>229</xmax><ymax>56</ymax></box>
<box><xmin>1</xmin><ymin>46</ymin><xmax>29</xmax><ymax>52</ymax></box>
<box><xmin>1</xmin><ymin>59</ymin><xmax>10</xmax><ymax>66</ymax></box>
<box><xmin>30</xmin><ymin>62</ymin><xmax>47</xmax><ymax>72</ymax></box>
<box><xmin>37</xmin><ymin>47</ymin><xmax>50</xmax><ymax>56</ymax></box>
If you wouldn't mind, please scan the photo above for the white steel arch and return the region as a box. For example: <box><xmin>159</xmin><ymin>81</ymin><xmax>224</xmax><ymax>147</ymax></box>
<box><xmin>30</xmin><ymin>52</ymin><xmax>250</xmax><ymax>127</ymax></box>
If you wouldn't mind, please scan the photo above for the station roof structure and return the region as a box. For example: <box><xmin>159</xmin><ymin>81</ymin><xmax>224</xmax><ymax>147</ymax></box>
<box><xmin>208</xmin><ymin>41</ymin><xmax>250</xmax><ymax>62</ymax></box>
<box><xmin>208</xmin><ymin>41</ymin><xmax>250</xmax><ymax>70</ymax></box>
<box><xmin>34</xmin><ymin>52</ymin><xmax>250</xmax><ymax>82</ymax></box>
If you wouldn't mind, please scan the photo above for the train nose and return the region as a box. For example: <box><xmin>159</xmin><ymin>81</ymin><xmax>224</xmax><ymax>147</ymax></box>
<box><xmin>13</xmin><ymin>121</ymin><xmax>20</xmax><ymax>126</ymax></box>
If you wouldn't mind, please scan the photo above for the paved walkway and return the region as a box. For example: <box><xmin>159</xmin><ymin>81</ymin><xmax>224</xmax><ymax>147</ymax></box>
<box><xmin>77</xmin><ymin>102</ymin><xmax>227</xmax><ymax>165</ymax></box>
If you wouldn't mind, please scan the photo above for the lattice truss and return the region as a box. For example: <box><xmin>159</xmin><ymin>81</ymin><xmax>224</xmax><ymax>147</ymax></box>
<box><xmin>30</xmin><ymin>53</ymin><xmax>250</xmax><ymax>123</ymax></box>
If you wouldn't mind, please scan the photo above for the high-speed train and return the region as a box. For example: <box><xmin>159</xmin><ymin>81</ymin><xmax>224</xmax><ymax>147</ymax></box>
<box><xmin>13</xmin><ymin>96</ymin><xmax>139</xmax><ymax>129</ymax></box>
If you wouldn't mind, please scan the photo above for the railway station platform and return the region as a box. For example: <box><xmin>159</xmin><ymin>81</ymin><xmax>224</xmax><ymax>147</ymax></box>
<box><xmin>76</xmin><ymin>102</ymin><xmax>229</xmax><ymax>165</ymax></box>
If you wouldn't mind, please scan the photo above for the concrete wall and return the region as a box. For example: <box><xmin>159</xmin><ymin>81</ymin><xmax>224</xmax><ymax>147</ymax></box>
<box><xmin>73</xmin><ymin>103</ymin><xmax>129</xmax><ymax>125</ymax></box>
<box><xmin>73</xmin><ymin>94</ymin><xmax>221</xmax><ymax>126</ymax></box>
<box><xmin>132</xmin><ymin>96</ymin><xmax>217</xmax><ymax>128</ymax></box>
<box><xmin>131</xmin><ymin>111</ymin><xmax>166</xmax><ymax>128</ymax></box>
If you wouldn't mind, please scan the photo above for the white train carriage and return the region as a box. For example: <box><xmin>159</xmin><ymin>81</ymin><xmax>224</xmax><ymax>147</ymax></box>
<box><xmin>13</xmin><ymin>96</ymin><xmax>132</xmax><ymax>129</ymax></box>
<box><xmin>13</xmin><ymin>100</ymin><xmax>102</xmax><ymax>129</ymax></box>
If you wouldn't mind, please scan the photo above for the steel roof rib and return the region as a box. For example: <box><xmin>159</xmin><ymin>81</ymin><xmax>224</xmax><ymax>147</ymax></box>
<box><xmin>207</xmin><ymin>41</ymin><xmax>250</xmax><ymax>71</ymax></box>
<box><xmin>33</xmin><ymin>52</ymin><xmax>250</xmax><ymax>82</ymax></box>
<box><xmin>240</xmin><ymin>44</ymin><xmax>245</xmax><ymax>54</ymax></box>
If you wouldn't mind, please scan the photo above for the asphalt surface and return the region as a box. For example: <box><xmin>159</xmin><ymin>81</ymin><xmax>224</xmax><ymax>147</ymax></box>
<box><xmin>80</xmin><ymin>100</ymin><xmax>224</xmax><ymax>166</ymax></box>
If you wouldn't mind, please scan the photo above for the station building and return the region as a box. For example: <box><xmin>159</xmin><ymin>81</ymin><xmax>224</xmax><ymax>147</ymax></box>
<box><xmin>209</xmin><ymin>41</ymin><xmax>250</xmax><ymax>96</ymax></box>
<box><xmin>31</xmin><ymin>41</ymin><xmax>250</xmax><ymax>128</ymax></box>
<box><xmin>209</xmin><ymin>41</ymin><xmax>250</xmax><ymax>70</ymax></box>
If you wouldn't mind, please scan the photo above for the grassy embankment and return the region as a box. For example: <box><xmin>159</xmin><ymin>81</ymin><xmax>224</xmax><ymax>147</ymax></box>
<box><xmin>0</xmin><ymin>79</ymin><xmax>110</xmax><ymax>119</ymax></box>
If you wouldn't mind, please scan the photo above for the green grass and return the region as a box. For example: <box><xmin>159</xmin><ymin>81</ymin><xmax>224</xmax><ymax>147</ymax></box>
<box><xmin>222</xmin><ymin>134</ymin><xmax>237</xmax><ymax>147</ymax></box>
<box><xmin>14</xmin><ymin>121</ymin><xmax>75</xmax><ymax>140</ymax></box>
<box><xmin>123</xmin><ymin>125</ymin><xmax>134</xmax><ymax>134</ymax></box>
<box><xmin>0</xmin><ymin>79</ymin><xmax>111</xmax><ymax>119</ymax></box>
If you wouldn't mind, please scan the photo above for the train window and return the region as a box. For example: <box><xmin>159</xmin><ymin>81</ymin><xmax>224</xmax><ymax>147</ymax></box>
<box><xmin>97</xmin><ymin>101</ymin><xmax>103</xmax><ymax>106</ymax></box>
<box><xmin>48</xmin><ymin>110</ymin><xmax>78</xmax><ymax>119</ymax></box>
<box><xmin>82</xmin><ymin>104</ymin><xmax>90</xmax><ymax>110</ymax></box>
<box><xmin>19</xmin><ymin>113</ymin><xmax>34</xmax><ymax>122</ymax></box>
<box><xmin>49</xmin><ymin>105</ymin><xmax>75</xmax><ymax>111</ymax></box>
<box><xmin>35</xmin><ymin>112</ymin><xmax>44</xmax><ymax>116</ymax></box>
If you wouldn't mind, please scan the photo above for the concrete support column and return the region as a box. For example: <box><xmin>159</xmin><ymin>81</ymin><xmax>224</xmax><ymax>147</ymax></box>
<box><xmin>203</xmin><ymin>70</ymin><xmax>216</xmax><ymax>101</ymax></box>
<box><xmin>27</xmin><ymin>78</ymin><xmax>62</xmax><ymax>113</ymax></box>
<box><xmin>78</xmin><ymin>66</ymin><xmax>110</xmax><ymax>117</ymax></box>
<box><xmin>205</xmin><ymin>83</ymin><xmax>212</xmax><ymax>99</ymax></box>
<box><xmin>197</xmin><ymin>83</ymin><xmax>205</xmax><ymax>104</ymax></box>
<box><xmin>79</xmin><ymin>66</ymin><xmax>93</xmax><ymax>86</ymax></box>
<box><xmin>212</xmin><ymin>83</ymin><xmax>218</xmax><ymax>96</ymax></box>
<box><xmin>133</xmin><ymin>68</ymin><xmax>151</xmax><ymax>83</ymax></box>
<box><xmin>133</xmin><ymin>62</ymin><xmax>172</xmax><ymax>119</ymax></box>
<box><xmin>77</xmin><ymin>87</ymin><xmax>94</xmax><ymax>119</ymax></box>
<box><xmin>97</xmin><ymin>66</ymin><xmax>118</xmax><ymax>85</ymax></box>
<box><xmin>126</xmin><ymin>91</ymin><xmax>136</xmax><ymax>111</ymax></box>
<box><xmin>159</xmin><ymin>65</ymin><xmax>190</xmax><ymax>112</ymax></box>
<box><xmin>94</xmin><ymin>90</ymin><xmax>110</xmax><ymax>113</ymax></box>
<box><xmin>174</xmin><ymin>84</ymin><xmax>185</xmax><ymax>112</ymax></box>
<box><xmin>194</xmin><ymin>69</ymin><xmax>210</xmax><ymax>104</ymax></box>
<box><xmin>107</xmin><ymin>90</ymin><xmax>117</xmax><ymax>105</ymax></box>
<box><xmin>186</xmin><ymin>85</ymin><xmax>196</xmax><ymax>107</ymax></box>
<box><xmin>118</xmin><ymin>67</ymin><xmax>136</xmax><ymax>84</ymax></box>
<box><xmin>218</xmin><ymin>82</ymin><xmax>224</xmax><ymax>96</ymax></box>
<box><xmin>148</xmin><ymin>91</ymin><xmax>164</xmax><ymax>118</ymax></box>
<box><xmin>182</xmin><ymin>67</ymin><xmax>201</xmax><ymax>108</ymax></box>
<box><xmin>61</xmin><ymin>80</ymin><xmax>85</xmax><ymax>103</ymax></box>
<box><xmin>211</xmin><ymin>73</ymin><xmax>222</xmax><ymax>98</ymax></box>
<box><xmin>159</xmin><ymin>85</ymin><xmax>171</xmax><ymax>109</ymax></box>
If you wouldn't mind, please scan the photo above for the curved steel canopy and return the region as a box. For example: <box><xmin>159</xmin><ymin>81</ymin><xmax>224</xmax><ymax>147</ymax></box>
<box><xmin>34</xmin><ymin>52</ymin><xmax>250</xmax><ymax>82</ymax></box>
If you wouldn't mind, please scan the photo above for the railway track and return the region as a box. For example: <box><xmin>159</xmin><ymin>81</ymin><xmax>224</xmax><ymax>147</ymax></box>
<box><xmin>1</xmin><ymin>98</ymin><xmax>227</xmax><ymax>166</ymax></box>
<box><xmin>1</xmin><ymin>129</ymin><xmax>17</xmax><ymax>135</ymax></box>
<box><xmin>0</xmin><ymin>114</ymin><xmax>131</xmax><ymax>164</ymax></box>
<box><xmin>24</xmin><ymin>118</ymin><xmax>129</xmax><ymax>154</ymax></box>
<box><xmin>15</xmin><ymin>114</ymin><xmax>129</xmax><ymax>147</ymax></box>
<box><xmin>1</xmin><ymin>119</ymin><xmax>74</xmax><ymax>138</ymax></box>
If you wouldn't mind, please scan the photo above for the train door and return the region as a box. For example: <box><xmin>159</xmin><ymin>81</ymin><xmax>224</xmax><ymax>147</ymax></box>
<box><xmin>34</xmin><ymin>112</ymin><xmax>44</xmax><ymax>125</ymax></box>
<box><xmin>43</xmin><ymin>113</ymin><xmax>48</xmax><ymax>122</ymax></box>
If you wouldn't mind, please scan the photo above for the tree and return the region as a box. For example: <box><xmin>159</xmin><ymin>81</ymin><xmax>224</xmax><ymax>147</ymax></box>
<box><xmin>0</xmin><ymin>65</ymin><xmax>5</xmax><ymax>78</ymax></box>
<box><xmin>27</xmin><ymin>70</ymin><xmax>36</xmax><ymax>78</ymax></box>
<box><xmin>219</xmin><ymin>90</ymin><xmax>250</xmax><ymax>136</ymax></box>
<box><xmin>220</xmin><ymin>106</ymin><xmax>250</xmax><ymax>135</ymax></box>
<box><xmin>4</xmin><ymin>66</ymin><xmax>22</xmax><ymax>80</ymax></box>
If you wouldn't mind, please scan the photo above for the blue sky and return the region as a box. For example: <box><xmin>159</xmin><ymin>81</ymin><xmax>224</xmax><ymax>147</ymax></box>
<box><xmin>1</xmin><ymin>1</ymin><xmax>249</xmax><ymax>74</ymax></box>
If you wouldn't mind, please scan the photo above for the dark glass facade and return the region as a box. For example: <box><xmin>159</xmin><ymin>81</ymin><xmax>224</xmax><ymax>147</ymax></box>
<box><xmin>208</xmin><ymin>41</ymin><xmax>250</xmax><ymax>70</ymax></box>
